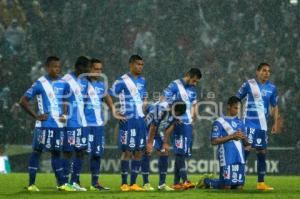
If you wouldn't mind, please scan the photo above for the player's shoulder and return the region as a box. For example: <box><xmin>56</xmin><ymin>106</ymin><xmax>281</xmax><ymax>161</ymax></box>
<box><xmin>266</xmin><ymin>81</ymin><xmax>277</xmax><ymax>90</ymax></box>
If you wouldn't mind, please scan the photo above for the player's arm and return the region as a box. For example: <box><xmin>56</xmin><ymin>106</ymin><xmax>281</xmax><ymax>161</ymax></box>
<box><xmin>146</xmin><ymin>123</ymin><xmax>157</xmax><ymax>154</ymax></box>
<box><xmin>236</xmin><ymin>81</ymin><xmax>248</xmax><ymax>100</ymax></box>
<box><xmin>270</xmin><ymin>87</ymin><xmax>281</xmax><ymax>134</ymax></box>
<box><xmin>162</xmin><ymin>122</ymin><xmax>176</xmax><ymax>152</ymax></box>
<box><xmin>104</xmin><ymin>94</ymin><xmax>126</xmax><ymax>121</ymax></box>
<box><xmin>19</xmin><ymin>96</ymin><xmax>47</xmax><ymax>120</ymax></box>
<box><xmin>107</xmin><ymin>79</ymin><xmax>127</xmax><ymax>121</ymax></box>
<box><xmin>160</xmin><ymin>82</ymin><xmax>177</xmax><ymax>104</ymax></box>
<box><xmin>211</xmin><ymin>131</ymin><xmax>245</xmax><ymax>145</ymax></box>
<box><xmin>19</xmin><ymin>83</ymin><xmax>48</xmax><ymax>121</ymax></box>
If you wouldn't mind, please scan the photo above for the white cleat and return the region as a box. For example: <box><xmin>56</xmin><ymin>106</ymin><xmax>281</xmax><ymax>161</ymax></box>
<box><xmin>72</xmin><ymin>182</ymin><xmax>87</xmax><ymax>191</ymax></box>
<box><xmin>158</xmin><ymin>183</ymin><xmax>174</xmax><ymax>191</ymax></box>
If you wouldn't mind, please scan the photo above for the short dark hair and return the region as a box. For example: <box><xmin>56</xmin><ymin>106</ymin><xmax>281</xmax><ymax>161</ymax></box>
<box><xmin>186</xmin><ymin>68</ymin><xmax>202</xmax><ymax>79</ymax></box>
<box><xmin>257</xmin><ymin>63</ymin><xmax>270</xmax><ymax>71</ymax></box>
<box><xmin>75</xmin><ymin>56</ymin><xmax>91</xmax><ymax>70</ymax></box>
<box><xmin>129</xmin><ymin>54</ymin><xmax>143</xmax><ymax>64</ymax></box>
<box><xmin>172</xmin><ymin>100</ymin><xmax>187</xmax><ymax>116</ymax></box>
<box><xmin>227</xmin><ymin>96</ymin><xmax>241</xmax><ymax>106</ymax></box>
<box><xmin>45</xmin><ymin>56</ymin><xmax>59</xmax><ymax>66</ymax></box>
<box><xmin>91</xmin><ymin>58</ymin><xmax>102</xmax><ymax>65</ymax></box>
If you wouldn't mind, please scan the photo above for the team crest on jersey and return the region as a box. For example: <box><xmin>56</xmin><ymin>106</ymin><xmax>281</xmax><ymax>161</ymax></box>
<box><xmin>175</xmin><ymin>138</ymin><xmax>183</xmax><ymax>149</ymax></box>
<box><xmin>256</xmin><ymin>138</ymin><xmax>262</xmax><ymax>144</ymax></box>
<box><xmin>95</xmin><ymin>87</ymin><xmax>103</xmax><ymax>94</ymax></box>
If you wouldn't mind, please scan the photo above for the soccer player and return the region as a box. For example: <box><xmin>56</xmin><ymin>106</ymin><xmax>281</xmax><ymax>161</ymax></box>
<box><xmin>19</xmin><ymin>56</ymin><xmax>73</xmax><ymax>191</ymax></box>
<box><xmin>108</xmin><ymin>55</ymin><xmax>147</xmax><ymax>191</ymax></box>
<box><xmin>160</xmin><ymin>68</ymin><xmax>202</xmax><ymax>190</ymax></box>
<box><xmin>197</xmin><ymin>96</ymin><xmax>248</xmax><ymax>190</ymax></box>
<box><xmin>61</xmin><ymin>56</ymin><xmax>91</xmax><ymax>191</ymax></box>
<box><xmin>236</xmin><ymin>63</ymin><xmax>280</xmax><ymax>190</ymax></box>
<box><xmin>142</xmin><ymin>100</ymin><xmax>186</xmax><ymax>191</ymax></box>
<box><xmin>85</xmin><ymin>58</ymin><xmax>124</xmax><ymax>191</ymax></box>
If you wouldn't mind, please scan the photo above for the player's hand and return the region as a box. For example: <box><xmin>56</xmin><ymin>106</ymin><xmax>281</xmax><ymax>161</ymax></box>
<box><xmin>146</xmin><ymin>142</ymin><xmax>153</xmax><ymax>154</ymax></box>
<box><xmin>271</xmin><ymin>117</ymin><xmax>283</xmax><ymax>134</ymax></box>
<box><xmin>114</xmin><ymin>112</ymin><xmax>127</xmax><ymax>122</ymax></box>
<box><xmin>36</xmin><ymin>114</ymin><xmax>48</xmax><ymax>121</ymax></box>
<box><xmin>231</xmin><ymin>131</ymin><xmax>245</xmax><ymax>140</ymax></box>
<box><xmin>162</xmin><ymin>142</ymin><xmax>170</xmax><ymax>152</ymax></box>
<box><xmin>58</xmin><ymin>115</ymin><xmax>67</xmax><ymax>123</ymax></box>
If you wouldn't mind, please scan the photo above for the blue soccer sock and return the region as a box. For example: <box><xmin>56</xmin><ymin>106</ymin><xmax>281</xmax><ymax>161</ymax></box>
<box><xmin>204</xmin><ymin>178</ymin><xmax>223</xmax><ymax>189</ymax></box>
<box><xmin>158</xmin><ymin>155</ymin><xmax>168</xmax><ymax>186</ymax></box>
<box><xmin>90</xmin><ymin>155</ymin><xmax>101</xmax><ymax>186</ymax></box>
<box><xmin>244</xmin><ymin>150</ymin><xmax>250</xmax><ymax>161</ymax></box>
<box><xmin>62</xmin><ymin>156</ymin><xmax>71</xmax><ymax>184</ymax></box>
<box><xmin>176</xmin><ymin>154</ymin><xmax>187</xmax><ymax>182</ymax></box>
<box><xmin>257</xmin><ymin>153</ymin><xmax>266</xmax><ymax>182</ymax></box>
<box><xmin>130</xmin><ymin>160</ymin><xmax>141</xmax><ymax>185</ymax></box>
<box><xmin>28</xmin><ymin>151</ymin><xmax>41</xmax><ymax>186</ymax></box>
<box><xmin>70</xmin><ymin>155</ymin><xmax>83</xmax><ymax>184</ymax></box>
<box><xmin>121</xmin><ymin>160</ymin><xmax>129</xmax><ymax>185</ymax></box>
<box><xmin>174</xmin><ymin>156</ymin><xmax>180</xmax><ymax>184</ymax></box>
<box><xmin>51</xmin><ymin>151</ymin><xmax>64</xmax><ymax>186</ymax></box>
<box><xmin>141</xmin><ymin>155</ymin><xmax>150</xmax><ymax>185</ymax></box>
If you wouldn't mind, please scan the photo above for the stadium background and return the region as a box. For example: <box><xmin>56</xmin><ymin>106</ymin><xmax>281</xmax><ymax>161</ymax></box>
<box><xmin>0</xmin><ymin>0</ymin><xmax>299</xmax><ymax>174</ymax></box>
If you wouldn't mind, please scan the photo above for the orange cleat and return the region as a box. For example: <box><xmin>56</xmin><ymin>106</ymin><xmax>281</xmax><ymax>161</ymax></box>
<box><xmin>257</xmin><ymin>182</ymin><xmax>274</xmax><ymax>191</ymax></box>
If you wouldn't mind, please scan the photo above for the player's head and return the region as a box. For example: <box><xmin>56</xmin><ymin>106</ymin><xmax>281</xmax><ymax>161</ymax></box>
<box><xmin>89</xmin><ymin>58</ymin><xmax>103</xmax><ymax>80</ymax></box>
<box><xmin>45</xmin><ymin>56</ymin><xmax>60</xmax><ymax>78</ymax></box>
<box><xmin>171</xmin><ymin>100</ymin><xmax>187</xmax><ymax>117</ymax></box>
<box><xmin>184</xmin><ymin>68</ymin><xmax>202</xmax><ymax>86</ymax></box>
<box><xmin>256</xmin><ymin>63</ymin><xmax>270</xmax><ymax>83</ymax></box>
<box><xmin>129</xmin><ymin>54</ymin><xmax>144</xmax><ymax>76</ymax></box>
<box><xmin>74</xmin><ymin>56</ymin><xmax>91</xmax><ymax>75</ymax></box>
<box><xmin>227</xmin><ymin>96</ymin><xmax>241</xmax><ymax>116</ymax></box>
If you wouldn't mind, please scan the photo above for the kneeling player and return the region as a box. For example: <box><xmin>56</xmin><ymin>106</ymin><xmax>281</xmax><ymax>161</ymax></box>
<box><xmin>141</xmin><ymin>101</ymin><xmax>186</xmax><ymax>191</ymax></box>
<box><xmin>197</xmin><ymin>96</ymin><xmax>249</xmax><ymax>190</ymax></box>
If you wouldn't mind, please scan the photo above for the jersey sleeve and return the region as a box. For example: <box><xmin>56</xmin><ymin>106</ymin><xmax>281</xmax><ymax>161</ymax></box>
<box><xmin>211</xmin><ymin>121</ymin><xmax>222</xmax><ymax>140</ymax></box>
<box><xmin>190</xmin><ymin>88</ymin><xmax>197</xmax><ymax>104</ymax></box>
<box><xmin>108</xmin><ymin>79</ymin><xmax>123</xmax><ymax>97</ymax></box>
<box><xmin>236</xmin><ymin>81</ymin><xmax>248</xmax><ymax>100</ymax></box>
<box><xmin>163</xmin><ymin>82</ymin><xmax>177</xmax><ymax>104</ymax></box>
<box><xmin>142</xmin><ymin>79</ymin><xmax>148</xmax><ymax>101</ymax></box>
<box><xmin>24</xmin><ymin>81</ymin><xmax>41</xmax><ymax>101</ymax></box>
<box><xmin>270</xmin><ymin>86</ymin><xmax>278</xmax><ymax>107</ymax></box>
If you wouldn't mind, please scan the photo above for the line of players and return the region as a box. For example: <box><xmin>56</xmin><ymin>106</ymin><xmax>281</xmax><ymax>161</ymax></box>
<box><xmin>20</xmin><ymin>55</ymin><xmax>280</xmax><ymax>192</ymax></box>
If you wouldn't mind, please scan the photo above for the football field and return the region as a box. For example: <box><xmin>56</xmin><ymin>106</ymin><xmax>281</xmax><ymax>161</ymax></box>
<box><xmin>0</xmin><ymin>174</ymin><xmax>299</xmax><ymax>199</ymax></box>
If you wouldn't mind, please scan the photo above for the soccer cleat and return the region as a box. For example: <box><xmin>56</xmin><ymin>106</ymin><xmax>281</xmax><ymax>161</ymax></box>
<box><xmin>57</xmin><ymin>183</ymin><xmax>77</xmax><ymax>192</ymax></box>
<box><xmin>171</xmin><ymin>183</ymin><xmax>184</xmax><ymax>190</ymax></box>
<box><xmin>90</xmin><ymin>183</ymin><xmax>110</xmax><ymax>191</ymax></box>
<box><xmin>143</xmin><ymin>183</ymin><xmax>155</xmax><ymax>191</ymax></box>
<box><xmin>196</xmin><ymin>173</ymin><xmax>214</xmax><ymax>189</ymax></box>
<box><xmin>257</xmin><ymin>182</ymin><xmax>274</xmax><ymax>190</ymax></box>
<box><xmin>130</xmin><ymin>184</ymin><xmax>145</xmax><ymax>191</ymax></box>
<box><xmin>120</xmin><ymin>184</ymin><xmax>130</xmax><ymax>192</ymax></box>
<box><xmin>72</xmin><ymin>182</ymin><xmax>87</xmax><ymax>191</ymax></box>
<box><xmin>158</xmin><ymin>184</ymin><xmax>174</xmax><ymax>191</ymax></box>
<box><xmin>27</xmin><ymin>184</ymin><xmax>40</xmax><ymax>192</ymax></box>
<box><xmin>182</xmin><ymin>180</ymin><xmax>195</xmax><ymax>190</ymax></box>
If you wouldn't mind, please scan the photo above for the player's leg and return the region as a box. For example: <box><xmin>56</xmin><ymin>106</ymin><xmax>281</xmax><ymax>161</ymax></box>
<box><xmin>119</xmin><ymin>120</ymin><xmax>131</xmax><ymax>191</ymax></box>
<box><xmin>49</xmin><ymin>129</ymin><xmax>64</xmax><ymax>188</ymax></box>
<box><xmin>157</xmin><ymin>149</ymin><xmax>174</xmax><ymax>191</ymax></box>
<box><xmin>70</xmin><ymin>127</ymin><xmax>87</xmax><ymax>191</ymax></box>
<box><xmin>130</xmin><ymin>117</ymin><xmax>147</xmax><ymax>191</ymax></box>
<box><xmin>27</xmin><ymin>128</ymin><xmax>43</xmax><ymax>191</ymax></box>
<box><xmin>254</xmin><ymin>130</ymin><xmax>273</xmax><ymax>190</ymax></box>
<box><xmin>244</xmin><ymin>127</ymin><xmax>255</xmax><ymax>161</ymax></box>
<box><xmin>141</xmin><ymin>153</ymin><xmax>152</xmax><ymax>189</ymax></box>
<box><xmin>89</xmin><ymin>126</ymin><xmax>110</xmax><ymax>191</ymax></box>
<box><xmin>120</xmin><ymin>150</ymin><xmax>131</xmax><ymax>191</ymax></box>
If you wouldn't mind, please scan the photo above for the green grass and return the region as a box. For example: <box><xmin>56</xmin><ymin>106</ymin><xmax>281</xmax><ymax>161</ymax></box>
<box><xmin>0</xmin><ymin>174</ymin><xmax>300</xmax><ymax>199</ymax></box>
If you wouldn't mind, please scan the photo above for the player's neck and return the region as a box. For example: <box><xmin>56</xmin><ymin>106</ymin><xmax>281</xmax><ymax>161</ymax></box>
<box><xmin>257</xmin><ymin>77</ymin><xmax>267</xmax><ymax>84</ymax></box>
<box><xmin>129</xmin><ymin>71</ymin><xmax>139</xmax><ymax>78</ymax></box>
<box><xmin>47</xmin><ymin>74</ymin><xmax>58</xmax><ymax>80</ymax></box>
